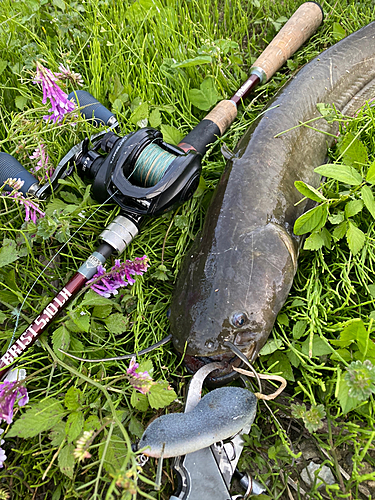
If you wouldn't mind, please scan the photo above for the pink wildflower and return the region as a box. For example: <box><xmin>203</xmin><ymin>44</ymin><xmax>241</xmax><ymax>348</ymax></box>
<box><xmin>29</xmin><ymin>144</ymin><xmax>53</xmax><ymax>180</ymax></box>
<box><xmin>127</xmin><ymin>356</ymin><xmax>154</xmax><ymax>395</ymax></box>
<box><xmin>87</xmin><ymin>256</ymin><xmax>149</xmax><ymax>298</ymax></box>
<box><xmin>0</xmin><ymin>380</ymin><xmax>29</xmax><ymax>425</ymax></box>
<box><xmin>55</xmin><ymin>64</ymin><xmax>84</xmax><ymax>86</ymax></box>
<box><xmin>11</xmin><ymin>191</ymin><xmax>45</xmax><ymax>223</ymax></box>
<box><xmin>33</xmin><ymin>62</ymin><xmax>76</xmax><ymax>123</ymax></box>
<box><xmin>0</xmin><ymin>429</ymin><xmax>6</xmax><ymax>468</ymax></box>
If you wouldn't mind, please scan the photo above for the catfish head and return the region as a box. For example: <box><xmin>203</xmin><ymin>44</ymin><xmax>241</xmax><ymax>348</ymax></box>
<box><xmin>169</xmin><ymin>222</ymin><xmax>298</xmax><ymax>385</ymax></box>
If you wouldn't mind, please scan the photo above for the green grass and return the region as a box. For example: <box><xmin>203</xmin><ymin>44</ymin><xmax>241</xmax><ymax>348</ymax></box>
<box><xmin>1</xmin><ymin>0</ymin><xmax>375</xmax><ymax>499</ymax></box>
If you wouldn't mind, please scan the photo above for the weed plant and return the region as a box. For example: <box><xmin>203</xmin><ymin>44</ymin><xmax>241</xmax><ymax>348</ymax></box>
<box><xmin>0</xmin><ymin>0</ymin><xmax>375</xmax><ymax>499</ymax></box>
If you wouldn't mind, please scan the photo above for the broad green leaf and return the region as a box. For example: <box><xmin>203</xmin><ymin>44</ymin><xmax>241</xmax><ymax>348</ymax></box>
<box><xmin>294</xmin><ymin>181</ymin><xmax>326</xmax><ymax>202</ymax></box>
<box><xmin>338</xmin><ymin>132</ymin><xmax>368</xmax><ymax>167</ymax></box>
<box><xmin>259</xmin><ymin>338</ymin><xmax>283</xmax><ymax>356</ymax></box>
<box><xmin>49</xmin><ymin>422</ymin><xmax>66</xmax><ymax>447</ymax></box>
<box><xmin>69</xmin><ymin>334</ymin><xmax>85</xmax><ymax>354</ymax></box>
<box><xmin>58</xmin><ymin>444</ymin><xmax>75</xmax><ymax>479</ymax></box>
<box><xmin>0</xmin><ymin>239</ymin><xmax>20</xmax><ymax>267</ymax></box>
<box><xmin>267</xmin><ymin>352</ymin><xmax>294</xmax><ymax>381</ymax></box>
<box><xmin>368</xmin><ymin>284</ymin><xmax>375</xmax><ymax>297</ymax></box>
<box><xmin>292</xmin><ymin>320</ymin><xmax>307</xmax><ymax>340</ymax></box>
<box><xmin>189</xmin><ymin>77</ymin><xmax>220</xmax><ymax>111</ymax></box>
<box><xmin>52</xmin><ymin>325</ymin><xmax>70</xmax><ymax>359</ymax></box>
<box><xmin>301</xmin><ymin>336</ymin><xmax>332</xmax><ymax>357</ymax></box>
<box><xmin>331</xmin><ymin>319</ymin><xmax>366</xmax><ymax>347</ymax></box>
<box><xmin>70</xmin><ymin>310</ymin><xmax>90</xmax><ymax>333</ymax></box>
<box><xmin>0</xmin><ymin>61</ymin><xmax>7</xmax><ymax>76</ymax></box>
<box><xmin>277</xmin><ymin>312</ymin><xmax>289</xmax><ymax>326</ymax></box>
<box><xmin>336</xmin><ymin>378</ymin><xmax>360</xmax><ymax>414</ymax></box>
<box><xmin>303</xmin><ymin>232</ymin><xmax>324</xmax><ymax>251</ymax></box>
<box><xmin>314</xmin><ymin>164</ymin><xmax>363</xmax><ymax>185</ymax></box>
<box><xmin>361</xmin><ymin>185</ymin><xmax>375</xmax><ymax>218</ymax></box>
<box><xmin>148</xmin><ymin>382</ymin><xmax>177</xmax><ymax>409</ymax></box>
<box><xmin>366</xmin><ymin>159</ymin><xmax>375</xmax><ymax>184</ymax></box>
<box><xmin>65</xmin><ymin>411</ymin><xmax>84</xmax><ymax>443</ymax></box>
<box><xmin>294</xmin><ymin>204</ymin><xmax>328</xmax><ymax>235</ymax></box>
<box><xmin>65</xmin><ymin>387</ymin><xmax>84</xmax><ymax>411</ymax></box>
<box><xmin>7</xmin><ymin>399</ymin><xmax>65</xmax><ymax>438</ymax></box>
<box><xmin>84</xmin><ymin>415</ymin><xmax>101</xmax><ymax>432</ymax></box>
<box><xmin>53</xmin><ymin>0</ymin><xmax>66</xmax><ymax>10</ymax></box>
<box><xmin>137</xmin><ymin>359</ymin><xmax>154</xmax><ymax>376</ymax></box>
<box><xmin>171</xmin><ymin>55</ymin><xmax>212</xmax><ymax>68</ymax></box>
<box><xmin>15</xmin><ymin>95</ymin><xmax>28</xmax><ymax>110</ymax></box>
<box><xmin>92</xmin><ymin>305</ymin><xmax>112</xmax><ymax>318</ymax></box>
<box><xmin>105</xmin><ymin>313</ymin><xmax>128</xmax><ymax>334</ymax></box>
<box><xmin>332</xmin><ymin>22</ymin><xmax>346</xmax><ymax>41</ymax></box>
<box><xmin>332</xmin><ymin>221</ymin><xmax>347</xmax><ymax>240</ymax></box>
<box><xmin>330</xmin><ymin>348</ymin><xmax>352</xmax><ymax>363</ymax></box>
<box><xmin>81</xmin><ymin>289</ymin><xmax>114</xmax><ymax>307</ymax></box>
<box><xmin>130</xmin><ymin>102</ymin><xmax>149</xmax><ymax>126</ymax></box>
<box><xmin>98</xmin><ymin>432</ymin><xmax>128</xmax><ymax>474</ymax></box>
<box><xmin>0</xmin><ymin>311</ymin><xmax>6</xmax><ymax>323</ymax></box>
<box><xmin>286</xmin><ymin>349</ymin><xmax>301</xmax><ymax>368</ymax></box>
<box><xmin>345</xmin><ymin>199</ymin><xmax>363</xmax><ymax>218</ymax></box>
<box><xmin>320</xmin><ymin>227</ymin><xmax>332</xmax><ymax>249</ymax></box>
<box><xmin>149</xmin><ymin>108</ymin><xmax>162</xmax><ymax>128</ymax></box>
<box><xmin>131</xmin><ymin>390</ymin><xmax>149</xmax><ymax>411</ymax></box>
<box><xmin>346</xmin><ymin>222</ymin><xmax>365</xmax><ymax>255</ymax></box>
<box><xmin>328</xmin><ymin>212</ymin><xmax>344</xmax><ymax>225</ymax></box>
<box><xmin>160</xmin><ymin>124</ymin><xmax>183</xmax><ymax>145</ymax></box>
<box><xmin>129</xmin><ymin>416</ymin><xmax>144</xmax><ymax>438</ymax></box>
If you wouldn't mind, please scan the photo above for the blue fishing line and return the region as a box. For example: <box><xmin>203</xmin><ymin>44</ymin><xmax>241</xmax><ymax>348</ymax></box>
<box><xmin>8</xmin><ymin>190</ymin><xmax>119</xmax><ymax>350</ymax></box>
<box><xmin>132</xmin><ymin>143</ymin><xmax>175</xmax><ymax>186</ymax></box>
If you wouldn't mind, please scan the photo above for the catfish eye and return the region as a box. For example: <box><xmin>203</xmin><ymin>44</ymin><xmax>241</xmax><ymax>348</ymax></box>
<box><xmin>230</xmin><ymin>312</ymin><xmax>248</xmax><ymax>328</ymax></box>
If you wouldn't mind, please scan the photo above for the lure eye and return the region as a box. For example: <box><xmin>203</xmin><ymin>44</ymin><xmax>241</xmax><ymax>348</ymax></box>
<box><xmin>230</xmin><ymin>312</ymin><xmax>248</xmax><ymax>328</ymax></box>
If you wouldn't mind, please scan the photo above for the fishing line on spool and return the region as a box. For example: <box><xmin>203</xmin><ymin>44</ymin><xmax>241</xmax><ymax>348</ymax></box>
<box><xmin>8</xmin><ymin>189</ymin><xmax>120</xmax><ymax>350</ymax></box>
<box><xmin>129</xmin><ymin>141</ymin><xmax>176</xmax><ymax>187</ymax></box>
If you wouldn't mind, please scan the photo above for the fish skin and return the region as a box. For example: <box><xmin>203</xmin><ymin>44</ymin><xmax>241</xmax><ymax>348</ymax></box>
<box><xmin>169</xmin><ymin>22</ymin><xmax>375</xmax><ymax>367</ymax></box>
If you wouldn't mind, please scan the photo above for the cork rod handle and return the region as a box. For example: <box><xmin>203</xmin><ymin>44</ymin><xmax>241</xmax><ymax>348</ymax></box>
<box><xmin>252</xmin><ymin>2</ymin><xmax>324</xmax><ymax>82</ymax></box>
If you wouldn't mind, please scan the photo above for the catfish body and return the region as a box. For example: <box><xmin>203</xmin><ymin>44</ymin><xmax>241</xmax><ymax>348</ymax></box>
<box><xmin>170</xmin><ymin>22</ymin><xmax>375</xmax><ymax>370</ymax></box>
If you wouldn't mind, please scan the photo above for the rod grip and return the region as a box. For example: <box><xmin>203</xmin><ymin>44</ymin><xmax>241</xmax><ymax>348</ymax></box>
<box><xmin>0</xmin><ymin>152</ymin><xmax>39</xmax><ymax>195</ymax></box>
<box><xmin>251</xmin><ymin>2</ymin><xmax>323</xmax><ymax>83</ymax></box>
<box><xmin>68</xmin><ymin>90</ymin><xmax>116</xmax><ymax>127</ymax></box>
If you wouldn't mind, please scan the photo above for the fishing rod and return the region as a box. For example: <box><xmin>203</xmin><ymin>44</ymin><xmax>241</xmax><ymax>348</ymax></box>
<box><xmin>0</xmin><ymin>1</ymin><xmax>323</xmax><ymax>380</ymax></box>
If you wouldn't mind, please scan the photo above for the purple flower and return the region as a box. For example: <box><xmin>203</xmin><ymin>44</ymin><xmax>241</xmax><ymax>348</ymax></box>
<box><xmin>55</xmin><ymin>64</ymin><xmax>84</xmax><ymax>86</ymax></box>
<box><xmin>11</xmin><ymin>191</ymin><xmax>45</xmax><ymax>224</ymax></box>
<box><xmin>33</xmin><ymin>62</ymin><xmax>76</xmax><ymax>123</ymax></box>
<box><xmin>127</xmin><ymin>356</ymin><xmax>154</xmax><ymax>394</ymax></box>
<box><xmin>29</xmin><ymin>144</ymin><xmax>53</xmax><ymax>180</ymax></box>
<box><xmin>88</xmin><ymin>256</ymin><xmax>149</xmax><ymax>298</ymax></box>
<box><xmin>0</xmin><ymin>381</ymin><xmax>29</xmax><ymax>425</ymax></box>
<box><xmin>0</xmin><ymin>429</ymin><xmax>6</xmax><ymax>468</ymax></box>
<box><xmin>127</xmin><ymin>357</ymin><xmax>139</xmax><ymax>377</ymax></box>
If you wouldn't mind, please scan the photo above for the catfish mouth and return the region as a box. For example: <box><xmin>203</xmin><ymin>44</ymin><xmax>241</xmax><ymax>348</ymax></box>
<box><xmin>182</xmin><ymin>339</ymin><xmax>259</xmax><ymax>387</ymax></box>
<box><xmin>183</xmin><ymin>352</ymin><xmax>244</xmax><ymax>387</ymax></box>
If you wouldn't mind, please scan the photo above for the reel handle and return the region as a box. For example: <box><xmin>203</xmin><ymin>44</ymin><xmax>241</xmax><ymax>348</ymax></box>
<box><xmin>0</xmin><ymin>152</ymin><xmax>39</xmax><ymax>195</ymax></box>
<box><xmin>68</xmin><ymin>90</ymin><xmax>117</xmax><ymax>127</ymax></box>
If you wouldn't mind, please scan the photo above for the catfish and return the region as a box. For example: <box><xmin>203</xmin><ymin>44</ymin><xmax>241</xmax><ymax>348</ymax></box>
<box><xmin>169</xmin><ymin>21</ymin><xmax>375</xmax><ymax>383</ymax></box>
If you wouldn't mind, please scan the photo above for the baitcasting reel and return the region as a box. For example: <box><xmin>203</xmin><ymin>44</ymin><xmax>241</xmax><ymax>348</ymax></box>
<box><xmin>0</xmin><ymin>90</ymin><xmax>202</xmax><ymax>223</ymax></box>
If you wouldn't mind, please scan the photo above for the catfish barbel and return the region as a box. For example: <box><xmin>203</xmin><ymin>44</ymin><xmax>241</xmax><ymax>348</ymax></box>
<box><xmin>169</xmin><ymin>21</ymin><xmax>375</xmax><ymax>384</ymax></box>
